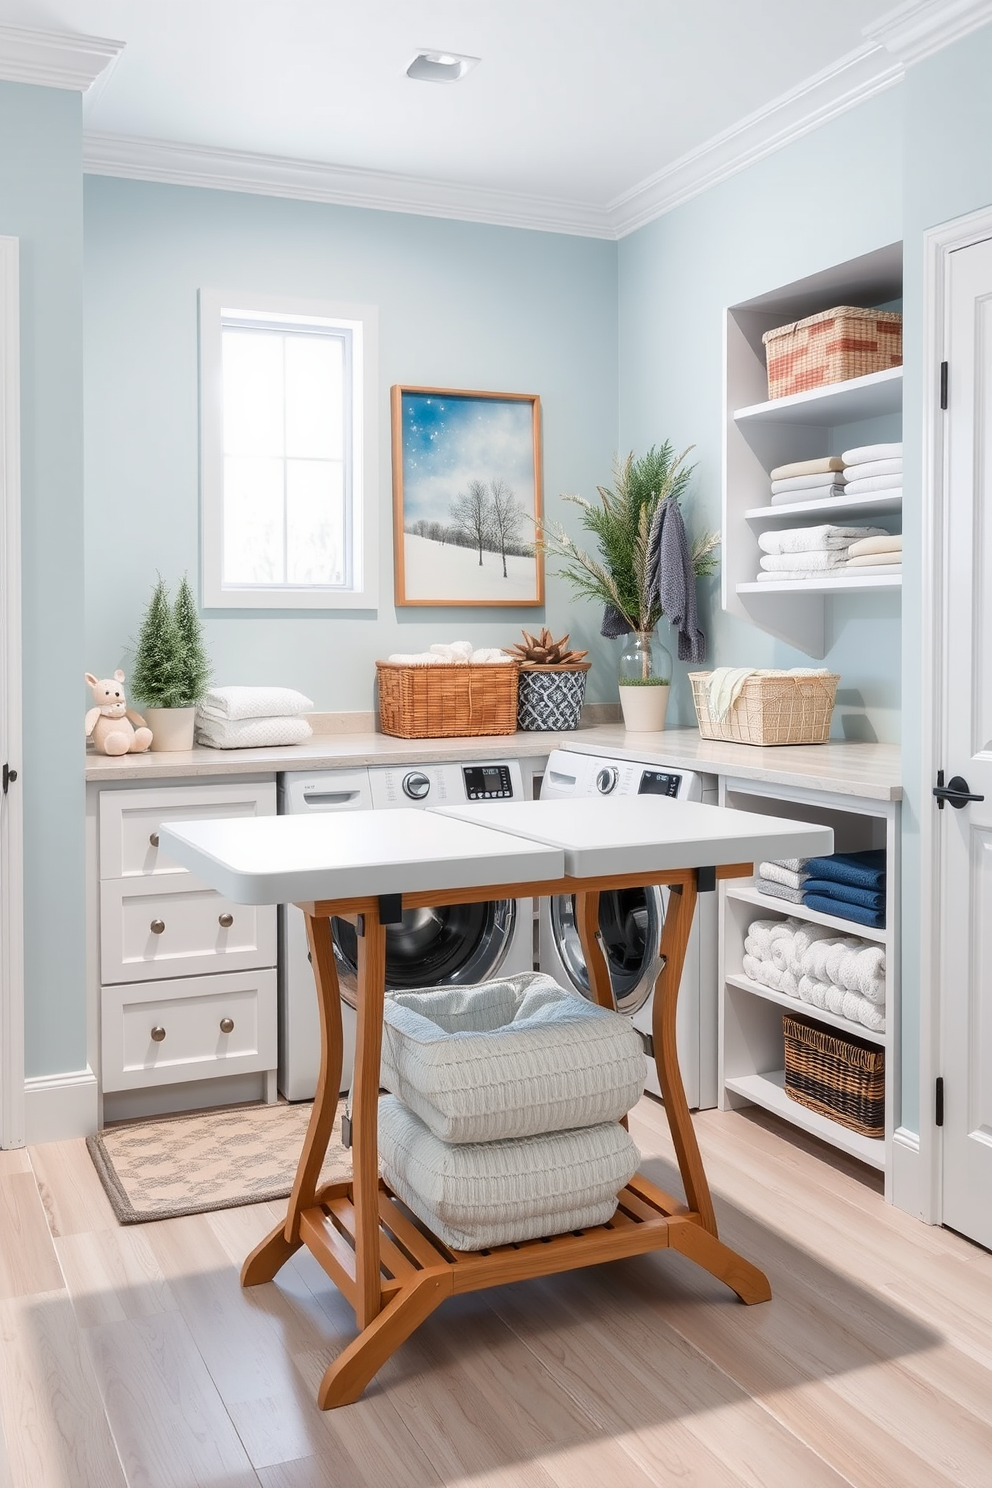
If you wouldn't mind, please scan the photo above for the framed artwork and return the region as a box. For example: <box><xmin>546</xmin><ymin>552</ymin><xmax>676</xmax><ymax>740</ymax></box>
<box><xmin>391</xmin><ymin>385</ymin><xmax>544</xmax><ymax>606</ymax></box>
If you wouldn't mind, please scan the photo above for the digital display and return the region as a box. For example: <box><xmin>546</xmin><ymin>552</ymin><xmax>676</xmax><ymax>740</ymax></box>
<box><xmin>463</xmin><ymin>764</ymin><xmax>514</xmax><ymax>800</ymax></box>
<box><xmin>637</xmin><ymin>770</ymin><xmax>682</xmax><ymax>797</ymax></box>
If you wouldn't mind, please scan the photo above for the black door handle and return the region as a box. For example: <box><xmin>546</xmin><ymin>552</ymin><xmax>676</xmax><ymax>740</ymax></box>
<box><xmin>933</xmin><ymin>772</ymin><xmax>986</xmax><ymax>810</ymax></box>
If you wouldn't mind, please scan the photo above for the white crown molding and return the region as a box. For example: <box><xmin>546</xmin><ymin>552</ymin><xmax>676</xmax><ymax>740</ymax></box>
<box><xmin>0</xmin><ymin>23</ymin><xmax>123</xmax><ymax>91</ymax></box>
<box><xmin>81</xmin><ymin>134</ymin><xmax>616</xmax><ymax>239</ymax></box>
<box><xmin>865</xmin><ymin>0</ymin><xmax>992</xmax><ymax>66</ymax></box>
<box><xmin>608</xmin><ymin>43</ymin><xmax>903</xmax><ymax>237</ymax></box>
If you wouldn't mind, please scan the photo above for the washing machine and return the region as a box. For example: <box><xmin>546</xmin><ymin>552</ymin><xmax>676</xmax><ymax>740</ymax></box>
<box><xmin>277</xmin><ymin>759</ymin><xmax>539</xmax><ymax>1100</ymax></box>
<box><xmin>538</xmin><ymin>748</ymin><xmax>718</xmax><ymax>1109</ymax></box>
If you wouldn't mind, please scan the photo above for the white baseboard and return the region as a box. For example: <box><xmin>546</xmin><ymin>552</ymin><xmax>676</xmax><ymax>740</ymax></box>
<box><xmin>23</xmin><ymin>1067</ymin><xmax>99</xmax><ymax>1145</ymax></box>
<box><xmin>891</xmin><ymin>1125</ymin><xmax>925</xmax><ymax>1220</ymax></box>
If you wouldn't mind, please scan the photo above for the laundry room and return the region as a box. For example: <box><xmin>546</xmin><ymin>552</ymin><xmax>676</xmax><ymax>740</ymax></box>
<box><xmin>4</xmin><ymin>2</ymin><xmax>992</xmax><ymax>1483</ymax></box>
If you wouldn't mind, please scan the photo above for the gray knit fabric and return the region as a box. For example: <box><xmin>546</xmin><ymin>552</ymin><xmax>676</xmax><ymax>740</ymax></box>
<box><xmin>648</xmin><ymin>497</ymin><xmax>706</xmax><ymax>664</ymax></box>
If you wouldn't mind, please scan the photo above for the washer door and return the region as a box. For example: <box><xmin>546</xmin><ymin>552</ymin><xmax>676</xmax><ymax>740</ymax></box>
<box><xmin>549</xmin><ymin>887</ymin><xmax>664</xmax><ymax>1014</ymax></box>
<box><xmin>332</xmin><ymin>899</ymin><xmax>519</xmax><ymax>1003</ymax></box>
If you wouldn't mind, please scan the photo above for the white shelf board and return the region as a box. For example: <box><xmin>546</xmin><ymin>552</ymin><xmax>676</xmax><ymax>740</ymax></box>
<box><xmin>724</xmin><ymin>1070</ymin><xmax>885</xmax><ymax>1168</ymax></box>
<box><xmin>725</xmin><ymin>973</ymin><xmax>886</xmax><ymax>1045</ymax></box>
<box><xmin>737</xmin><ymin>574</ymin><xmax>902</xmax><ymax>596</ymax></box>
<box><xmin>725</xmin><ymin>884</ymin><xmax>888</xmax><ymax>942</ymax></box>
<box><xmin>744</xmin><ymin>493</ymin><xmax>903</xmax><ymax>525</ymax></box>
<box><xmin>733</xmin><ymin>366</ymin><xmax>902</xmax><ymax>427</ymax></box>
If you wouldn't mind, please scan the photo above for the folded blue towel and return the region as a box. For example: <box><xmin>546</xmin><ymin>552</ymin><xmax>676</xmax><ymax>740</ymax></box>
<box><xmin>802</xmin><ymin>849</ymin><xmax>886</xmax><ymax>891</ymax></box>
<box><xmin>802</xmin><ymin>879</ymin><xmax>885</xmax><ymax>912</ymax></box>
<box><xmin>803</xmin><ymin>893</ymin><xmax>885</xmax><ymax>929</ymax></box>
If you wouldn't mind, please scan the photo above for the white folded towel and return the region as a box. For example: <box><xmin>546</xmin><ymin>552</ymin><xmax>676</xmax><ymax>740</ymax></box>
<box><xmin>841</xmin><ymin>474</ymin><xmax>902</xmax><ymax>495</ymax></box>
<box><xmin>837</xmin><ymin>563</ymin><xmax>902</xmax><ymax>576</ymax></box>
<box><xmin>769</xmin><ymin>485</ymin><xmax>847</xmax><ymax>505</ymax></box>
<box><xmin>776</xmin><ymin>859</ymin><xmax>809</xmax><ymax>875</ymax></box>
<box><xmin>757</xmin><ymin>570</ymin><xmax>846</xmax><ymax>582</ymax></box>
<box><xmin>841</xmin><ymin>457</ymin><xmax>902</xmax><ymax>481</ymax></box>
<box><xmin>198</xmin><ymin>686</ymin><xmax>314</xmax><ymax>722</ymax></box>
<box><xmin>842</xmin><ymin>990</ymin><xmax>886</xmax><ymax>1032</ymax></box>
<box><xmin>758</xmin><ymin>861</ymin><xmax>808</xmax><ymax>892</ymax></box>
<box><xmin>847</xmin><ymin>534</ymin><xmax>902</xmax><ymax>557</ymax></box>
<box><xmin>770</xmin><ymin>457</ymin><xmax>845</xmax><ymax>481</ymax></box>
<box><xmin>757</xmin><ymin>525</ymin><xmax>885</xmax><ymax>556</ymax></box>
<box><xmin>798</xmin><ymin>975</ymin><xmax>830</xmax><ymax>1009</ymax></box>
<box><xmin>430</xmin><ymin>641</ymin><xmax>474</xmax><ymax>661</ymax></box>
<box><xmin>387</xmin><ymin>646</ymin><xmax>516</xmax><ymax>665</ymax></box>
<box><xmin>842</xmin><ymin>442</ymin><xmax>902</xmax><ymax>464</ymax></box>
<box><xmin>771</xmin><ymin>472</ymin><xmax>849</xmax><ymax>495</ymax></box>
<box><xmin>760</xmin><ymin>551</ymin><xmax>848</xmax><ymax>572</ymax></box>
<box><xmin>194</xmin><ymin>714</ymin><xmax>314</xmax><ymax>750</ymax></box>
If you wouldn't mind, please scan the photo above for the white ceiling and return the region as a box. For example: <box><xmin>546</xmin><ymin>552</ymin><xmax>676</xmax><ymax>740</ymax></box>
<box><xmin>0</xmin><ymin>1</ymin><xmax>987</xmax><ymax>234</ymax></box>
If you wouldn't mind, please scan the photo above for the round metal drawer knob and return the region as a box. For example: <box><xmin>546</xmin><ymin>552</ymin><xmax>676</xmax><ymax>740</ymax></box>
<box><xmin>149</xmin><ymin>832</ymin><xmax>159</xmax><ymax>848</ymax></box>
<box><xmin>218</xmin><ymin>912</ymin><xmax>234</xmax><ymax>928</ymax></box>
<box><xmin>219</xmin><ymin>1017</ymin><xmax>235</xmax><ymax>1034</ymax></box>
<box><xmin>150</xmin><ymin>1026</ymin><xmax>166</xmax><ymax>1042</ymax></box>
<box><xmin>150</xmin><ymin>919</ymin><xmax>166</xmax><ymax>935</ymax></box>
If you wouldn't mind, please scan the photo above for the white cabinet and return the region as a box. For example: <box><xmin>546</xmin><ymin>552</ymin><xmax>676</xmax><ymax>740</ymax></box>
<box><xmin>718</xmin><ymin>777</ymin><xmax>899</xmax><ymax>1191</ymax></box>
<box><xmin>94</xmin><ymin>780</ymin><xmax>277</xmax><ymax>1118</ymax></box>
<box><xmin>723</xmin><ymin>242</ymin><xmax>903</xmax><ymax>657</ymax></box>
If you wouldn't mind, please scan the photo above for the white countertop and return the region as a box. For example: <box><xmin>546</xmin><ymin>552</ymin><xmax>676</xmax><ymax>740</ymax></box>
<box><xmin>86</xmin><ymin>724</ymin><xmax>901</xmax><ymax>801</ymax></box>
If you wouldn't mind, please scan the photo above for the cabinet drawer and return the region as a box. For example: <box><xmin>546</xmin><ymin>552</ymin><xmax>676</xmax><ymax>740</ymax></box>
<box><xmin>100</xmin><ymin>877</ymin><xmax>276</xmax><ymax>984</ymax></box>
<box><xmin>99</xmin><ymin>781</ymin><xmax>276</xmax><ymax>880</ymax></box>
<box><xmin>101</xmin><ymin>969</ymin><xmax>276</xmax><ymax>1092</ymax></box>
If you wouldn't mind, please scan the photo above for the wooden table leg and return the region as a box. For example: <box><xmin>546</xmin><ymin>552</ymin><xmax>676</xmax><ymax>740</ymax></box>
<box><xmin>351</xmin><ymin>901</ymin><xmax>387</xmax><ymax>1330</ymax></box>
<box><xmin>575</xmin><ymin>891</ymin><xmax>614</xmax><ymax>1010</ymax></box>
<box><xmin>242</xmin><ymin>910</ymin><xmax>345</xmax><ymax>1287</ymax></box>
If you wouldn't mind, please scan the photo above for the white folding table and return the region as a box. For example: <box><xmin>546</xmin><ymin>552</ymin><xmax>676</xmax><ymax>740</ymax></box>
<box><xmin>160</xmin><ymin>796</ymin><xmax>832</xmax><ymax>1409</ymax></box>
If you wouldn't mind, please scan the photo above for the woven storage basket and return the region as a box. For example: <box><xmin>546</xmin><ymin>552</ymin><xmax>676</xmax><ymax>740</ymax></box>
<box><xmin>376</xmin><ymin>661</ymin><xmax>519</xmax><ymax>739</ymax></box>
<box><xmin>783</xmin><ymin>1013</ymin><xmax>885</xmax><ymax>1138</ymax></box>
<box><xmin>762</xmin><ymin>305</ymin><xmax>902</xmax><ymax>400</ymax></box>
<box><xmin>688</xmin><ymin>671</ymin><xmax>839</xmax><ymax>746</ymax></box>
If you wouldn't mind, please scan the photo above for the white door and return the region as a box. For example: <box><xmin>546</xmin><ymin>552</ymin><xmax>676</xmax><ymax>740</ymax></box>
<box><xmin>938</xmin><ymin>232</ymin><xmax>992</xmax><ymax>1245</ymax></box>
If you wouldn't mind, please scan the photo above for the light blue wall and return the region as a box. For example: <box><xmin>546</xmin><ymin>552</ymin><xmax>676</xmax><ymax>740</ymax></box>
<box><xmin>0</xmin><ymin>83</ymin><xmax>85</xmax><ymax>1077</ymax></box>
<box><xmin>83</xmin><ymin>179</ymin><xmax>620</xmax><ymax>706</ymax></box>
<box><xmin>618</xmin><ymin>89</ymin><xmax>905</xmax><ymax>740</ymax></box>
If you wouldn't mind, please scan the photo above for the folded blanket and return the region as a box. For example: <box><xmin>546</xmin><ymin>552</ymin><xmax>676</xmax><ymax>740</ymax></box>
<box><xmin>760</xmin><ymin>550</ymin><xmax>848</xmax><ymax>572</ymax></box>
<box><xmin>770</xmin><ymin>456</ymin><xmax>845</xmax><ymax>480</ymax></box>
<box><xmin>842</xmin><ymin>990</ymin><xmax>886</xmax><ymax>1033</ymax></box>
<box><xmin>757</xmin><ymin>525</ymin><xmax>885</xmax><ymax>556</ymax></box>
<box><xmin>194</xmin><ymin>714</ymin><xmax>314</xmax><ymax>749</ymax></box>
<box><xmin>803</xmin><ymin>894</ymin><xmax>885</xmax><ymax>929</ymax></box>
<box><xmin>756</xmin><ymin>879</ymin><xmax>805</xmax><ymax>905</ymax></box>
<box><xmin>847</xmin><ymin>534</ymin><xmax>902</xmax><ymax>557</ymax></box>
<box><xmin>803</xmin><ymin>849</ymin><xmax>886</xmax><ymax>889</ymax></box>
<box><xmin>846</xmin><ymin>551</ymin><xmax>902</xmax><ymax>567</ymax></box>
<box><xmin>842</xmin><ymin>441</ymin><xmax>902</xmax><ymax>465</ymax></box>
<box><xmin>841</xmin><ymin>457</ymin><xmax>902</xmax><ymax>481</ymax></box>
<box><xmin>771</xmin><ymin>472</ymin><xmax>850</xmax><ymax>495</ymax></box>
<box><xmin>769</xmin><ymin>485</ymin><xmax>847</xmax><ymax>506</ymax></box>
<box><xmin>803</xmin><ymin>878</ymin><xmax>886</xmax><ymax>911</ymax></box>
<box><xmin>758</xmin><ymin>860</ymin><xmax>808</xmax><ymax>892</ymax></box>
<box><xmin>841</xmin><ymin>474</ymin><xmax>902</xmax><ymax>495</ymax></box>
<box><xmin>198</xmin><ymin>685</ymin><xmax>314</xmax><ymax>722</ymax></box>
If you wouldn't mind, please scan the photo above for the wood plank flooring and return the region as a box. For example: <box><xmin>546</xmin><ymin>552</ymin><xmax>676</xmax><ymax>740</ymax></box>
<box><xmin>3</xmin><ymin>1097</ymin><xmax>991</xmax><ymax>1487</ymax></box>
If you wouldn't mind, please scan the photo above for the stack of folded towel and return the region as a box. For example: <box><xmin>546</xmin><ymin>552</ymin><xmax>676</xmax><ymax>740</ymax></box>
<box><xmin>194</xmin><ymin>686</ymin><xmax>314</xmax><ymax>749</ymax></box>
<box><xmin>742</xmin><ymin>916</ymin><xmax>886</xmax><ymax>1032</ymax></box>
<box><xmin>842</xmin><ymin>441</ymin><xmax>902</xmax><ymax>497</ymax></box>
<box><xmin>386</xmin><ymin>641</ymin><xmax>512</xmax><ymax>665</ymax></box>
<box><xmin>769</xmin><ymin>456</ymin><xmax>847</xmax><ymax>507</ymax></box>
<box><xmin>841</xmin><ymin>530</ymin><xmax>902</xmax><ymax>575</ymax></box>
<box><xmin>756</xmin><ymin>524</ymin><xmax>887</xmax><ymax>583</ymax></box>
<box><xmin>801</xmin><ymin>849</ymin><xmax>887</xmax><ymax>929</ymax></box>
<box><xmin>754</xmin><ymin>857</ymin><xmax>808</xmax><ymax>904</ymax></box>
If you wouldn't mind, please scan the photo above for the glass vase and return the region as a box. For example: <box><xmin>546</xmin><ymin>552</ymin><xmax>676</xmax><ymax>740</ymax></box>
<box><xmin>617</xmin><ymin>630</ymin><xmax>672</xmax><ymax>732</ymax></box>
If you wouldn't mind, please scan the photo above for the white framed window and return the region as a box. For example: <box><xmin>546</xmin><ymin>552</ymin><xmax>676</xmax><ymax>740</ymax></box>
<box><xmin>199</xmin><ymin>288</ymin><xmax>378</xmax><ymax>609</ymax></box>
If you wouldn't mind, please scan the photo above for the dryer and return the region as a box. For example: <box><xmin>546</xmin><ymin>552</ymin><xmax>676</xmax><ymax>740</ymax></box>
<box><xmin>538</xmin><ymin>748</ymin><xmax>718</xmax><ymax>1109</ymax></box>
<box><xmin>277</xmin><ymin>758</ymin><xmax>538</xmax><ymax>1100</ymax></box>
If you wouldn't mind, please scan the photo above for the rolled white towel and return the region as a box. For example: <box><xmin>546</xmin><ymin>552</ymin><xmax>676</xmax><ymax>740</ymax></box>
<box><xmin>798</xmin><ymin>975</ymin><xmax>830</xmax><ymax>1009</ymax></box>
<box><xmin>745</xmin><ymin>918</ymin><xmax>780</xmax><ymax>956</ymax></box>
<box><xmin>792</xmin><ymin>922</ymin><xmax>839</xmax><ymax>966</ymax></box>
<box><xmin>430</xmin><ymin>641</ymin><xmax>475</xmax><ymax>662</ymax></box>
<box><xmin>837</xmin><ymin>944</ymin><xmax>886</xmax><ymax>1002</ymax></box>
<box><xmin>800</xmin><ymin>936</ymin><xmax>850</xmax><ymax>982</ymax></box>
<box><xmin>824</xmin><ymin>938</ymin><xmax>864</xmax><ymax>986</ymax></box>
<box><xmin>780</xmin><ymin>968</ymin><xmax>800</xmax><ymax>999</ymax></box>
<box><xmin>825</xmin><ymin>983</ymin><xmax>848</xmax><ymax>1017</ymax></box>
<box><xmin>742</xmin><ymin>954</ymin><xmax>785</xmax><ymax>993</ymax></box>
<box><xmin>470</xmin><ymin>648</ymin><xmax>515</xmax><ymax>663</ymax></box>
<box><xmin>744</xmin><ymin>935</ymin><xmax>764</xmax><ymax>960</ymax></box>
<box><xmin>387</xmin><ymin>652</ymin><xmax>446</xmax><ymax>665</ymax></box>
<box><xmin>758</xmin><ymin>861</ymin><xmax>808</xmax><ymax>892</ymax></box>
<box><xmin>842</xmin><ymin>990</ymin><xmax>886</xmax><ymax>1033</ymax></box>
<box><xmin>769</xmin><ymin>933</ymin><xmax>797</xmax><ymax>973</ymax></box>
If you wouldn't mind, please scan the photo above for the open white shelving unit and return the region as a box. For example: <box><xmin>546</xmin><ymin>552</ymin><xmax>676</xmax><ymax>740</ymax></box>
<box><xmin>718</xmin><ymin>776</ymin><xmax>900</xmax><ymax>1192</ymax></box>
<box><xmin>722</xmin><ymin>242</ymin><xmax>903</xmax><ymax>657</ymax></box>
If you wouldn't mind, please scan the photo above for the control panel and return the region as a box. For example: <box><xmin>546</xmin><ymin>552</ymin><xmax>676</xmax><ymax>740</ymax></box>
<box><xmin>462</xmin><ymin>763</ymin><xmax>515</xmax><ymax>800</ymax></box>
<box><xmin>637</xmin><ymin>769</ymin><xmax>683</xmax><ymax>797</ymax></box>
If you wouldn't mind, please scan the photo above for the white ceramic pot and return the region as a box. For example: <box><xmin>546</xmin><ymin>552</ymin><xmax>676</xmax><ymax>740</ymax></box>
<box><xmin>618</xmin><ymin>684</ymin><xmax>670</xmax><ymax>733</ymax></box>
<box><xmin>144</xmin><ymin>706</ymin><xmax>197</xmax><ymax>752</ymax></box>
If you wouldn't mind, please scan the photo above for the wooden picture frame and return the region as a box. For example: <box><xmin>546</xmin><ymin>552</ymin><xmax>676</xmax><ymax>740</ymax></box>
<box><xmin>391</xmin><ymin>385</ymin><xmax>544</xmax><ymax>606</ymax></box>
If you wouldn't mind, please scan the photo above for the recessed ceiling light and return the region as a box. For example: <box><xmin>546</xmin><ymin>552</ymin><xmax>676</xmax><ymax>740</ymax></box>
<box><xmin>406</xmin><ymin>50</ymin><xmax>480</xmax><ymax>83</ymax></box>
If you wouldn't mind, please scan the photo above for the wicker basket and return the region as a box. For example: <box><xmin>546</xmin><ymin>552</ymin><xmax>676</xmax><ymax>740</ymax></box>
<box><xmin>688</xmin><ymin>671</ymin><xmax>838</xmax><ymax>746</ymax></box>
<box><xmin>376</xmin><ymin>661</ymin><xmax>519</xmax><ymax>739</ymax></box>
<box><xmin>762</xmin><ymin>305</ymin><xmax>902</xmax><ymax>400</ymax></box>
<box><xmin>783</xmin><ymin>1013</ymin><xmax>885</xmax><ymax>1138</ymax></box>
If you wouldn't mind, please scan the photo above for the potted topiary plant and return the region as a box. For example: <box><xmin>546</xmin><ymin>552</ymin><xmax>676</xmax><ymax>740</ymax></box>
<box><xmin>536</xmin><ymin>444</ymin><xmax>719</xmax><ymax>732</ymax></box>
<box><xmin>131</xmin><ymin>574</ymin><xmax>211</xmax><ymax>751</ymax></box>
<box><xmin>503</xmin><ymin>628</ymin><xmax>590</xmax><ymax>731</ymax></box>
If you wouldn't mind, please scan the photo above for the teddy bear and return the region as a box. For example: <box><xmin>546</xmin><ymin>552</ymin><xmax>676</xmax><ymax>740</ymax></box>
<box><xmin>85</xmin><ymin>670</ymin><xmax>154</xmax><ymax>755</ymax></box>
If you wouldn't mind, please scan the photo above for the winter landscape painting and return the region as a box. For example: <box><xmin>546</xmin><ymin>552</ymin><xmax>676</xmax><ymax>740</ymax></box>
<box><xmin>392</xmin><ymin>386</ymin><xmax>543</xmax><ymax>605</ymax></box>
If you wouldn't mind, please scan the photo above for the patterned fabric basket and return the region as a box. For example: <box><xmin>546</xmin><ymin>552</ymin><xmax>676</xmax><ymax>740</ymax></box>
<box><xmin>376</xmin><ymin>661</ymin><xmax>519</xmax><ymax>738</ymax></box>
<box><xmin>783</xmin><ymin>1013</ymin><xmax>885</xmax><ymax>1138</ymax></box>
<box><xmin>688</xmin><ymin>671</ymin><xmax>839</xmax><ymax>746</ymax></box>
<box><xmin>762</xmin><ymin>305</ymin><xmax>902</xmax><ymax>400</ymax></box>
<box><xmin>516</xmin><ymin>664</ymin><xmax>590</xmax><ymax>731</ymax></box>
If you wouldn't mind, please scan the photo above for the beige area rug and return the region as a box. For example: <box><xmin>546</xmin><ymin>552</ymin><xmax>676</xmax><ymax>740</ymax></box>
<box><xmin>86</xmin><ymin>1099</ymin><xmax>351</xmax><ymax>1225</ymax></box>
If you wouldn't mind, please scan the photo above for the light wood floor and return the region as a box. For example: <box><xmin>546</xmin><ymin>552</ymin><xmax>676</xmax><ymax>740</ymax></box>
<box><xmin>2</xmin><ymin>1098</ymin><xmax>991</xmax><ymax>1487</ymax></box>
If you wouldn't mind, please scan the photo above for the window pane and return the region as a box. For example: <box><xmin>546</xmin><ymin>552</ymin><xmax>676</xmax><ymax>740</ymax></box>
<box><xmin>286</xmin><ymin>459</ymin><xmax>345</xmax><ymax>586</ymax></box>
<box><xmin>222</xmin><ymin>330</ymin><xmax>284</xmax><ymax>457</ymax></box>
<box><xmin>224</xmin><ymin>456</ymin><xmax>285</xmax><ymax>584</ymax></box>
<box><xmin>284</xmin><ymin>333</ymin><xmax>344</xmax><ymax>460</ymax></box>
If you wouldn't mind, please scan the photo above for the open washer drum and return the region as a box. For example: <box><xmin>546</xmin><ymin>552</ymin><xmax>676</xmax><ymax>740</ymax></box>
<box><xmin>277</xmin><ymin>759</ymin><xmax>540</xmax><ymax>1100</ymax></box>
<box><xmin>538</xmin><ymin>749</ymin><xmax>718</xmax><ymax>1109</ymax></box>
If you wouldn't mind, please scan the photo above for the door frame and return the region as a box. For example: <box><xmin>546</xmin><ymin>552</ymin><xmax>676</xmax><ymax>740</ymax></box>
<box><xmin>0</xmin><ymin>236</ymin><xmax>23</xmax><ymax>1149</ymax></box>
<box><xmin>920</xmin><ymin>202</ymin><xmax>992</xmax><ymax>1223</ymax></box>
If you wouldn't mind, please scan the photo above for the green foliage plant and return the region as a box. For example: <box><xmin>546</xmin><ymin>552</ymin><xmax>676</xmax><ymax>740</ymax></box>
<box><xmin>535</xmin><ymin>442</ymin><xmax>720</xmax><ymax>635</ymax></box>
<box><xmin>132</xmin><ymin>574</ymin><xmax>211</xmax><ymax>708</ymax></box>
